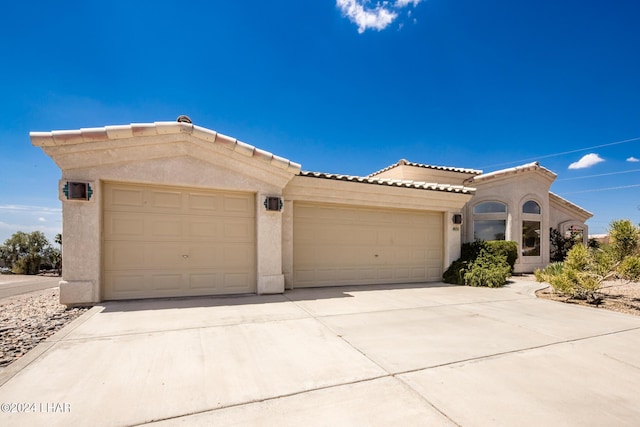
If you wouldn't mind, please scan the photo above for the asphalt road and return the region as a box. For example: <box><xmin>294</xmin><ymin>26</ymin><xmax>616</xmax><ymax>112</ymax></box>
<box><xmin>0</xmin><ymin>275</ymin><xmax>60</xmax><ymax>299</ymax></box>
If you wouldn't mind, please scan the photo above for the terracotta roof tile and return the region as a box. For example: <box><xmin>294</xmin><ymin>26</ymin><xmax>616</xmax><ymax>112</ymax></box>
<box><xmin>464</xmin><ymin>162</ymin><xmax>556</xmax><ymax>184</ymax></box>
<box><xmin>30</xmin><ymin>121</ymin><xmax>302</xmax><ymax>174</ymax></box>
<box><xmin>299</xmin><ymin>171</ymin><xmax>475</xmax><ymax>194</ymax></box>
<box><xmin>368</xmin><ymin>159</ymin><xmax>482</xmax><ymax>177</ymax></box>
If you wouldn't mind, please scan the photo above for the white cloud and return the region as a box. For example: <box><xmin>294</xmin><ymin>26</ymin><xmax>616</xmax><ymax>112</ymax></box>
<box><xmin>336</xmin><ymin>0</ymin><xmax>422</xmax><ymax>33</ymax></box>
<box><xmin>627</xmin><ymin>157</ymin><xmax>640</xmax><ymax>163</ymax></box>
<box><xmin>568</xmin><ymin>153</ymin><xmax>605</xmax><ymax>170</ymax></box>
<box><xmin>336</xmin><ymin>0</ymin><xmax>397</xmax><ymax>33</ymax></box>
<box><xmin>0</xmin><ymin>205</ymin><xmax>62</xmax><ymax>244</ymax></box>
<box><xmin>0</xmin><ymin>221</ymin><xmax>62</xmax><ymax>244</ymax></box>
<box><xmin>0</xmin><ymin>204</ymin><xmax>61</xmax><ymax>214</ymax></box>
<box><xmin>396</xmin><ymin>0</ymin><xmax>421</xmax><ymax>7</ymax></box>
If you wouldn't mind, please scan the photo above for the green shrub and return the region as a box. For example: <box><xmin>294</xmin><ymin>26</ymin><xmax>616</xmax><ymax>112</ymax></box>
<box><xmin>442</xmin><ymin>259</ymin><xmax>469</xmax><ymax>285</ymax></box>
<box><xmin>608</xmin><ymin>219</ymin><xmax>640</xmax><ymax>261</ymax></box>
<box><xmin>460</xmin><ymin>240</ymin><xmax>486</xmax><ymax>261</ymax></box>
<box><xmin>536</xmin><ymin>245</ymin><xmax>612</xmax><ymax>303</ymax></box>
<box><xmin>485</xmin><ymin>241</ymin><xmax>518</xmax><ymax>271</ymax></box>
<box><xmin>444</xmin><ymin>240</ymin><xmax>515</xmax><ymax>286</ymax></box>
<box><xmin>534</xmin><ymin>262</ymin><xmax>564</xmax><ymax>283</ymax></box>
<box><xmin>463</xmin><ymin>250</ymin><xmax>511</xmax><ymax>288</ymax></box>
<box><xmin>619</xmin><ymin>255</ymin><xmax>640</xmax><ymax>282</ymax></box>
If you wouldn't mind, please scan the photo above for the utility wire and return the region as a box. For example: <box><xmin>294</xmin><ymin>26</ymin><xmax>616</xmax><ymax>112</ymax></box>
<box><xmin>557</xmin><ymin>168</ymin><xmax>640</xmax><ymax>181</ymax></box>
<box><xmin>560</xmin><ymin>183</ymin><xmax>640</xmax><ymax>195</ymax></box>
<box><xmin>480</xmin><ymin>136</ymin><xmax>640</xmax><ymax>169</ymax></box>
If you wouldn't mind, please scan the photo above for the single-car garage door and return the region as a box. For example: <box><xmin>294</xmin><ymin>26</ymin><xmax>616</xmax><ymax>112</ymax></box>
<box><xmin>293</xmin><ymin>203</ymin><xmax>443</xmax><ymax>288</ymax></box>
<box><xmin>103</xmin><ymin>182</ymin><xmax>256</xmax><ymax>300</ymax></box>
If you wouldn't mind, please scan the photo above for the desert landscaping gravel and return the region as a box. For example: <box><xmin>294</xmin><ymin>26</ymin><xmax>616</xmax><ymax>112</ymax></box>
<box><xmin>0</xmin><ymin>288</ymin><xmax>89</xmax><ymax>367</ymax></box>
<box><xmin>536</xmin><ymin>278</ymin><xmax>640</xmax><ymax>316</ymax></box>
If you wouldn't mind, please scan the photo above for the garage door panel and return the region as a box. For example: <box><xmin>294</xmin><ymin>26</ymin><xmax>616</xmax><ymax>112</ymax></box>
<box><xmin>224</xmin><ymin>195</ymin><xmax>253</xmax><ymax>214</ymax></box>
<box><xmin>411</xmin><ymin>267</ymin><xmax>427</xmax><ymax>278</ymax></box>
<box><xmin>223</xmin><ymin>220</ymin><xmax>255</xmax><ymax>240</ymax></box>
<box><xmin>105</xmin><ymin>212</ymin><xmax>188</xmax><ymax>241</ymax></box>
<box><xmin>150</xmin><ymin>218</ymin><xmax>183</xmax><ymax>237</ymax></box>
<box><xmin>395</xmin><ymin>268</ymin><xmax>411</xmax><ymax>280</ymax></box>
<box><xmin>409</xmin><ymin>249</ymin><xmax>427</xmax><ymax>263</ymax></box>
<box><xmin>104</xmin><ymin>213</ymin><xmax>146</xmax><ymax>238</ymax></box>
<box><xmin>377</xmin><ymin>230</ymin><xmax>394</xmax><ymax>245</ymax></box>
<box><xmin>379</xmin><ymin>269</ymin><xmax>394</xmax><ymax>280</ymax></box>
<box><xmin>103</xmin><ymin>182</ymin><xmax>256</xmax><ymax>300</ymax></box>
<box><xmin>107</xmin><ymin>273</ymin><xmax>147</xmax><ymax>295</ymax></box>
<box><xmin>223</xmin><ymin>273</ymin><xmax>252</xmax><ymax>289</ymax></box>
<box><xmin>360</xmin><ymin>268</ymin><xmax>377</xmax><ymax>280</ymax></box>
<box><xmin>294</xmin><ymin>269</ymin><xmax>315</xmax><ymax>284</ymax></box>
<box><xmin>187</xmin><ymin>220</ymin><xmax>219</xmax><ymax>239</ymax></box>
<box><xmin>223</xmin><ymin>245</ymin><xmax>254</xmax><ymax>267</ymax></box>
<box><xmin>294</xmin><ymin>203</ymin><xmax>443</xmax><ymax>288</ymax></box>
<box><xmin>186</xmin><ymin>247</ymin><xmax>223</xmax><ymax>268</ymax></box>
<box><xmin>151</xmin><ymin>274</ymin><xmax>183</xmax><ymax>291</ymax></box>
<box><xmin>427</xmin><ymin>249</ymin><xmax>441</xmax><ymax>260</ymax></box>
<box><xmin>150</xmin><ymin>190</ymin><xmax>183</xmax><ymax>209</ymax></box>
<box><xmin>186</xmin><ymin>273</ymin><xmax>217</xmax><ymax>289</ymax></box>
<box><xmin>188</xmin><ymin>193</ymin><xmax>220</xmax><ymax>212</ymax></box>
<box><xmin>107</xmin><ymin>187</ymin><xmax>145</xmax><ymax>209</ymax></box>
<box><xmin>316</xmin><ymin>269</ymin><xmax>336</xmax><ymax>282</ymax></box>
<box><xmin>150</xmin><ymin>245</ymin><xmax>186</xmax><ymax>268</ymax></box>
<box><xmin>103</xmin><ymin>243</ymin><xmax>147</xmax><ymax>269</ymax></box>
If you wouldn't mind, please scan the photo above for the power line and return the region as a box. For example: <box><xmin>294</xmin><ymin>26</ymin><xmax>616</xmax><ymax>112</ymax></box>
<box><xmin>557</xmin><ymin>168</ymin><xmax>640</xmax><ymax>181</ymax></box>
<box><xmin>560</xmin><ymin>183</ymin><xmax>640</xmax><ymax>195</ymax></box>
<box><xmin>480</xmin><ymin>136</ymin><xmax>640</xmax><ymax>169</ymax></box>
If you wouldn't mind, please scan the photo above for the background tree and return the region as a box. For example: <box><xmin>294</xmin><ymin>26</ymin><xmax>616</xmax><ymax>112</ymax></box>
<box><xmin>54</xmin><ymin>233</ymin><xmax>62</xmax><ymax>275</ymax></box>
<box><xmin>0</xmin><ymin>231</ymin><xmax>54</xmax><ymax>275</ymax></box>
<box><xmin>549</xmin><ymin>227</ymin><xmax>582</xmax><ymax>262</ymax></box>
<box><xmin>41</xmin><ymin>246</ymin><xmax>62</xmax><ymax>276</ymax></box>
<box><xmin>608</xmin><ymin>219</ymin><xmax>640</xmax><ymax>262</ymax></box>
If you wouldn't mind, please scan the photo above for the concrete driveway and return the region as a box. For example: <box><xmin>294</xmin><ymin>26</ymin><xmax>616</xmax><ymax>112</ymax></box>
<box><xmin>1</xmin><ymin>278</ymin><xmax>640</xmax><ymax>426</ymax></box>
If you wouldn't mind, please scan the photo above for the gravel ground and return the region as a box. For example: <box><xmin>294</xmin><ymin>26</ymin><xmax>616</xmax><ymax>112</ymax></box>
<box><xmin>0</xmin><ymin>288</ymin><xmax>90</xmax><ymax>368</ymax></box>
<box><xmin>536</xmin><ymin>278</ymin><xmax>640</xmax><ymax>316</ymax></box>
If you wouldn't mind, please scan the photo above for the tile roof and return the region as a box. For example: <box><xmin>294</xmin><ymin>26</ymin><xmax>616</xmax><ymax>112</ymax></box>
<box><xmin>368</xmin><ymin>159</ymin><xmax>483</xmax><ymax>177</ymax></box>
<box><xmin>298</xmin><ymin>171</ymin><xmax>476</xmax><ymax>194</ymax></box>
<box><xmin>464</xmin><ymin>162</ymin><xmax>556</xmax><ymax>184</ymax></box>
<box><xmin>30</xmin><ymin>121</ymin><xmax>302</xmax><ymax>173</ymax></box>
<box><xmin>549</xmin><ymin>192</ymin><xmax>593</xmax><ymax>218</ymax></box>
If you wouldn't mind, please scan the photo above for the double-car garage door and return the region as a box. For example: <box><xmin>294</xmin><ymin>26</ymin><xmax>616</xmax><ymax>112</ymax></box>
<box><xmin>103</xmin><ymin>182</ymin><xmax>256</xmax><ymax>300</ymax></box>
<box><xmin>293</xmin><ymin>203</ymin><xmax>443</xmax><ymax>287</ymax></box>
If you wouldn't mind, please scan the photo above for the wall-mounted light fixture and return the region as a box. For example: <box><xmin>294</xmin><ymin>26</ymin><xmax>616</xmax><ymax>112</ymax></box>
<box><xmin>264</xmin><ymin>196</ymin><xmax>283</xmax><ymax>211</ymax></box>
<box><xmin>63</xmin><ymin>182</ymin><xmax>93</xmax><ymax>201</ymax></box>
<box><xmin>452</xmin><ymin>213</ymin><xmax>463</xmax><ymax>225</ymax></box>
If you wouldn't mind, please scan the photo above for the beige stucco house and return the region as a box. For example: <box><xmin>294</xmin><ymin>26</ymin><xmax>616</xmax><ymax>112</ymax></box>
<box><xmin>31</xmin><ymin>120</ymin><xmax>591</xmax><ymax>306</ymax></box>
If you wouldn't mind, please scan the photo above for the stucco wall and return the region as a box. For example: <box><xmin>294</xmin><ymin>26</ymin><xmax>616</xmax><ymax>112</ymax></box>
<box><xmin>549</xmin><ymin>195</ymin><xmax>591</xmax><ymax>244</ymax></box>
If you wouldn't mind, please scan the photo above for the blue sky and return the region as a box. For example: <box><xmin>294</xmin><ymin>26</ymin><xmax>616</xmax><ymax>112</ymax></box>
<box><xmin>1</xmin><ymin>0</ymin><xmax>639</xmax><ymax>244</ymax></box>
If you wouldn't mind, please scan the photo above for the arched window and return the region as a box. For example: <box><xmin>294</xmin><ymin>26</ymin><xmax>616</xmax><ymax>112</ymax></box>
<box><xmin>522</xmin><ymin>200</ymin><xmax>541</xmax><ymax>256</ymax></box>
<box><xmin>473</xmin><ymin>201</ymin><xmax>507</xmax><ymax>241</ymax></box>
<box><xmin>474</xmin><ymin>202</ymin><xmax>507</xmax><ymax>214</ymax></box>
<box><xmin>522</xmin><ymin>200</ymin><xmax>541</xmax><ymax>214</ymax></box>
